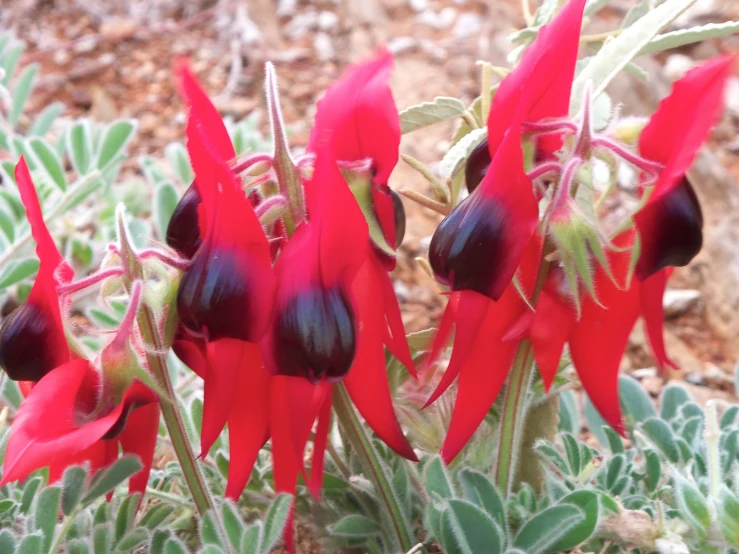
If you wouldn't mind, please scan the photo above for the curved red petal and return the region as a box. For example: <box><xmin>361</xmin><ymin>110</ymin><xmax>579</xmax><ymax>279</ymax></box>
<box><xmin>423</xmin><ymin>293</ymin><xmax>459</xmax><ymax>375</ymax></box>
<box><xmin>345</xmin><ymin>265</ymin><xmax>416</xmax><ymax>460</ymax></box>
<box><xmin>1</xmin><ymin>361</ymin><xmax>157</xmax><ymax>485</ymax></box>
<box><xmin>308</xmin><ymin>50</ymin><xmax>399</xmax><ymax>185</ymax></box>
<box><xmin>120</xmin><ymin>403</ymin><xmax>160</xmax><ymax>495</ymax></box>
<box><xmin>487</xmin><ymin>0</ymin><xmax>586</xmax><ymax>154</ymax></box>
<box><xmin>569</xmin><ymin>236</ymin><xmax>641</xmax><ymax>436</ymax></box>
<box><xmin>371</xmin><ymin>185</ymin><xmax>397</xmax><ymax>263</ymax></box>
<box><xmin>307</xmin><ymin>391</ymin><xmax>333</xmax><ymax>498</ymax></box>
<box><xmin>200</xmin><ymin>339</ymin><xmax>255</xmax><ymax>455</ymax></box>
<box><xmin>530</xmin><ymin>284</ymin><xmax>575</xmax><ymax>390</ymax></box>
<box><xmin>639</xmin><ymin>56</ymin><xmax>733</xmax><ymax>189</ymax></box>
<box><xmin>172</xmin><ymin>336</ymin><xmax>207</xmax><ymax>379</ymax></box>
<box><xmin>177</xmin><ymin>62</ymin><xmax>236</xmax><ymax>161</ymax></box>
<box><xmin>225</xmin><ymin>361</ymin><xmax>272</xmax><ymax>500</ymax></box>
<box><xmin>48</xmin><ymin>440</ymin><xmax>108</xmax><ymax>486</ymax></box>
<box><xmin>640</xmin><ymin>269</ymin><xmax>677</xmax><ymax>372</ymax></box>
<box><xmin>424</xmin><ymin>291</ymin><xmax>489</xmax><ymax>408</ymax></box>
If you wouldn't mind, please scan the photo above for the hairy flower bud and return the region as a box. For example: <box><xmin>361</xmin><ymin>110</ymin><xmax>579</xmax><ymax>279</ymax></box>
<box><xmin>166</xmin><ymin>183</ymin><xmax>202</xmax><ymax>259</ymax></box>
<box><xmin>270</xmin><ymin>285</ymin><xmax>356</xmax><ymax>383</ymax></box>
<box><xmin>0</xmin><ymin>303</ymin><xmax>59</xmax><ymax>382</ymax></box>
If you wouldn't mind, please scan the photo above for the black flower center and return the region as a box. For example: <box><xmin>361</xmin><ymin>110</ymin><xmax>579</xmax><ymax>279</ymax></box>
<box><xmin>166</xmin><ymin>184</ymin><xmax>202</xmax><ymax>259</ymax></box>
<box><xmin>0</xmin><ymin>302</ymin><xmax>59</xmax><ymax>382</ymax></box>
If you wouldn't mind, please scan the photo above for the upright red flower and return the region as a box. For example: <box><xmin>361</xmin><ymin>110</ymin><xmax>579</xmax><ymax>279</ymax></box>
<box><xmin>0</xmin><ymin>160</ymin><xmax>159</xmax><ymax>493</ymax></box>
<box><xmin>307</xmin><ymin>50</ymin><xmax>415</xmax><ymax>372</ymax></box>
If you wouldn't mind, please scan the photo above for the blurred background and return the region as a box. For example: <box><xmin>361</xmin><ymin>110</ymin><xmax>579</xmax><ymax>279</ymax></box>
<box><xmin>2</xmin><ymin>0</ymin><xmax>739</xmax><ymax>408</ymax></box>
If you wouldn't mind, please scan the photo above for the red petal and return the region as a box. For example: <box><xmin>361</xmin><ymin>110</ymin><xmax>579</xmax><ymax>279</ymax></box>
<box><xmin>308</xmin><ymin>50</ymin><xmax>399</xmax><ymax>185</ymax></box>
<box><xmin>530</xmin><ymin>283</ymin><xmax>575</xmax><ymax>390</ymax></box>
<box><xmin>423</xmin><ymin>292</ymin><xmax>460</xmax><ymax>376</ymax></box>
<box><xmin>119</xmin><ymin>403</ymin><xmax>160</xmax><ymax>495</ymax></box>
<box><xmin>640</xmin><ymin>268</ymin><xmax>677</xmax><ymax>372</ymax></box>
<box><xmin>639</xmin><ymin>56</ymin><xmax>733</xmax><ymax>187</ymax></box>
<box><xmin>172</xmin><ymin>336</ymin><xmax>207</xmax><ymax>379</ymax></box>
<box><xmin>425</xmin><ymin>291</ymin><xmax>489</xmax><ymax>408</ymax></box>
<box><xmin>307</xmin><ymin>392</ymin><xmax>333</xmax><ymax>498</ymax></box>
<box><xmin>439</xmin><ymin>281</ymin><xmax>526</xmax><ymax>462</ymax></box>
<box><xmin>345</xmin><ymin>263</ymin><xmax>416</xmax><ymax>460</ymax></box>
<box><xmin>487</xmin><ymin>0</ymin><xmax>586</xmax><ymax>154</ymax></box>
<box><xmin>200</xmin><ymin>339</ymin><xmax>256</xmax><ymax>455</ymax></box>
<box><xmin>177</xmin><ymin>62</ymin><xmax>236</xmax><ymax>161</ymax></box>
<box><xmin>48</xmin><ymin>440</ymin><xmax>108</xmax><ymax>486</ymax></box>
<box><xmin>1</xmin><ymin>361</ymin><xmax>157</xmax><ymax>485</ymax></box>
<box><xmin>225</xmin><ymin>362</ymin><xmax>272</xmax><ymax>500</ymax></box>
<box><xmin>569</xmin><ymin>235</ymin><xmax>641</xmax><ymax>436</ymax></box>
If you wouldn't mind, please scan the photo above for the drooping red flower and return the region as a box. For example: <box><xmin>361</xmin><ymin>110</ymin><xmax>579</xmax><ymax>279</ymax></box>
<box><xmin>430</xmin><ymin>0</ymin><xmax>585</xmax><ymax>303</ymax></box>
<box><xmin>0</xmin><ymin>161</ymin><xmax>159</xmax><ymax>493</ymax></box>
<box><xmin>635</xmin><ymin>56</ymin><xmax>734</xmax><ymax>280</ymax></box>
<box><xmin>0</xmin><ymin>157</ymin><xmax>75</xmax><ymax>383</ymax></box>
<box><xmin>307</xmin><ymin>51</ymin><xmax>415</xmax><ymax>373</ymax></box>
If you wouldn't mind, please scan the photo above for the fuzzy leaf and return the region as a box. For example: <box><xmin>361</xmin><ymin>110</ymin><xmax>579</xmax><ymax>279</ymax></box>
<box><xmin>163</xmin><ymin>538</ymin><xmax>189</xmax><ymax>554</ymax></box>
<box><xmin>571</xmin><ymin>0</ymin><xmax>697</xmax><ymax>113</ymax></box>
<box><xmin>718</xmin><ymin>486</ymin><xmax>739</xmax><ymax>547</ymax></box>
<box><xmin>27</xmin><ymin>137</ymin><xmax>67</xmax><ymax>192</ymax></box>
<box><xmin>439</xmin><ymin>127</ymin><xmax>487</xmax><ymax>180</ymax></box>
<box><xmin>153</xmin><ymin>182</ymin><xmax>179</xmax><ymax>240</ymax></box>
<box><xmin>221</xmin><ymin>500</ymin><xmax>244</xmax><ymax>551</ymax></box>
<box><xmin>0</xmin><ymin>530</ymin><xmax>15</xmax><ymax>553</ymax></box>
<box><xmin>641</xmin><ymin>417</ymin><xmax>680</xmax><ymax>463</ymax></box>
<box><xmin>548</xmin><ymin>491</ymin><xmax>599</xmax><ymax>551</ymax></box>
<box><xmin>240</xmin><ymin>526</ymin><xmax>261</xmax><ymax>554</ymax></box>
<box><xmin>116</xmin><ymin>528</ymin><xmax>149</xmax><ymax>552</ymax></box>
<box><xmin>259</xmin><ymin>493</ymin><xmax>292</xmax><ymax>554</ymax></box>
<box><xmin>440</xmin><ymin>499</ymin><xmax>505</xmax><ymax>554</ymax></box>
<box><xmin>33</xmin><ymin>486</ymin><xmax>60</xmax><ymax>553</ymax></box>
<box><xmin>512</xmin><ymin>504</ymin><xmax>586</xmax><ymax>554</ymax></box>
<box><xmin>92</xmin><ymin>524</ymin><xmax>112</xmax><ymax>554</ymax></box>
<box><xmin>458</xmin><ymin>468</ymin><xmax>506</xmax><ymax>530</ymax></box>
<box><xmin>558</xmin><ymin>389</ymin><xmax>580</xmax><ymax>435</ymax></box>
<box><xmin>640</xmin><ymin>20</ymin><xmax>739</xmax><ymax>56</ymax></box>
<box><xmin>399</xmin><ymin>97</ymin><xmax>467</xmax><ymax>134</ymax></box>
<box><xmin>622</xmin><ymin>0</ymin><xmax>651</xmax><ymax>28</ymax></box>
<box><xmin>0</xmin><ymin>258</ymin><xmax>40</xmax><ymax>289</ymax></box>
<box><xmin>140</xmin><ymin>504</ymin><xmax>175</xmax><ymax>531</ymax></box>
<box><xmin>9</xmin><ymin>63</ymin><xmax>38</xmax><ymax>126</ymax></box>
<box><xmin>562</xmin><ymin>433</ymin><xmax>582</xmax><ymax>476</ymax></box>
<box><xmin>165</xmin><ymin>142</ymin><xmax>194</xmax><ymax>184</ymax></box>
<box><xmin>66</xmin><ymin>120</ymin><xmax>94</xmax><ymax>176</ymax></box>
<box><xmin>604</xmin><ymin>427</ymin><xmax>625</xmax><ymax>454</ymax></box>
<box><xmin>200</xmin><ymin>511</ymin><xmax>225</xmax><ymax>547</ymax></box>
<box><xmin>29</xmin><ymin>103</ymin><xmax>65</xmax><ymax>137</ymax></box>
<box><xmin>425</xmin><ymin>456</ymin><xmax>455</xmax><ymax>500</ymax></box>
<box><xmin>17</xmin><ymin>534</ymin><xmax>43</xmax><ymax>554</ymax></box>
<box><xmin>332</xmin><ymin>515</ymin><xmax>381</xmax><ymax>537</ymax></box>
<box><xmin>114</xmin><ymin>494</ymin><xmax>140</xmax><ymax>546</ymax></box>
<box><xmin>20</xmin><ymin>477</ymin><xmax>42</xmax><ymax>514</ymax></box>
<box><xmin>672</xmin><ymin>471</ymin><xmax>711</xmax><ymax>534</ymax></box>
<box><xmin>620</xmin><ymin>374</ymin><xmax>656</xmax><ymax>426</ymax></box>
<box><xmin>61</xmin><ymin>465</ymin><xmax>88</xmax><ymax>516</ymax></box>
<box><xmin>644</xmin><ymin>448</ymin><xmax>662</xmax><ymax>493</ymax></box>
<box><xmin>660</xmin><ymin>384</ymin><xmax>691</xmax><ymax>422</ymax></box>
<box><xmin>0</xmin><ymin>41</ymin><xmax>24</xmax><ymax>87</ymax></box>
<box><xmin>150</xmin><ymin>529</ymin><xmax>171</xmax><ymax>554</ymax></box>
<box><xmin>605</xmin><ymin>454</ymin><xmax>626</xmax><ymax>492</ymax></box>
<box><xmin>82</xmin><ymin>456</ymin><xmax>143</xmax><ymax>506</ymax></box>
<box><xmin>96</xmin><ymin>120</ymin><xmax>136</xmax><ymax>171</ymax></box>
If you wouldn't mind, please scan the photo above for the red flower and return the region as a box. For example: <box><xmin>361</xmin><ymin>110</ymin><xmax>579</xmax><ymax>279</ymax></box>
<box><xmin>0</xmin><ymin>158</ymin><xmax>75</xmax><ymax>383</ymax></box>
<box><xmin>635</xmin><ymin>56</ymin><xmax>734</xmax><ymax>280</ymax></box>
<box><xmin>0</xmin><ymin>160</ymin><xmax>159</xmax><ymax>493</ymax></box>
<box><xmin>308</xmin><ymin>51</ymin><xmax>415</xmax><ymax>372</ymax></box>
<box><xmin>430</xmin><ymin>0</ymin><xmax>586</xmax><ymax>302</ymax></box>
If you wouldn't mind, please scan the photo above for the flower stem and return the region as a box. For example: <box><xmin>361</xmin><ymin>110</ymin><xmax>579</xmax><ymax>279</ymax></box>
<box><xmin>136</xmin><ymin>305</ymin><xmax>213</xmax><ymax>515</ymax></box>
<box><xmin>333</xmin><ymin>383</ymin><xmax>414</xmax><ymax>551</ymax></box>
<box><xmin>492</xmin><ymin>340</ymin><xmax>536</xmax><ymax>496</ymax></box>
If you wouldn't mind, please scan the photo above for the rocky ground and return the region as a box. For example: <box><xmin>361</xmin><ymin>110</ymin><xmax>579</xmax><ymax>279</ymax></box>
<box><xmin>2</xmin><ymin>0</ymin><xmax>739</xmax><ymax>548</ymax></box>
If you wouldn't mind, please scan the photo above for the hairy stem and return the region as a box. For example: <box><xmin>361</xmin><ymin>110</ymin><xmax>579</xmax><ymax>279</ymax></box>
<box><xmin>333</xmin><ymin>384</ymin><xmax>414</xmax><ymax>551</ymax></box>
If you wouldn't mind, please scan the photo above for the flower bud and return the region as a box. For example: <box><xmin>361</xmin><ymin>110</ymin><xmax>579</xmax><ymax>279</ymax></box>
<box><xmin>0</xmin><ymin>303</ymin><xmax>59</xmax><ymax>382</ymax></box>
<box><xmin>166</xmin><ymin>183</ymin><xmax>202</xmax><ymax>259</ymax></box>
<box><xmin>270</xmin><ymin>285</ymin><xmax>356</xmax><ymax>383</ymax></box>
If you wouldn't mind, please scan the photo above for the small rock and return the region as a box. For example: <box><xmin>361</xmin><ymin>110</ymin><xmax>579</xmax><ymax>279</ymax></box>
<box><xmin>632</xmin><ymin>367</ymin><xmax>657</xmax><ymax>379</ymax></box>
<box><xmin>409</xmin><ymin>0</ymin><xmax>428</xmax><ymax>12</ymax></box>
<box><xmin>663</xmin><ymin>54</ymin><xmax>694</xmax><ymax>81</ymax></box>
<box><xmin>684</xmin><ymin>372</ymin><xmax>705</xmax><ymax>386</ymax></box>
<box><xmin>317</xmin><ymin>11</ymin><xmax>339</xmax><ymax>31</ymax></box>
<box><xmin>388</xmin><ymin>36</ymin><xmax>417</xmax><ymax>55</ymax></box>
<box><xmin>419</xmin><ymin>39</ymin><xmax>447</xmax><ymax>62</ymax></box>
<box><xmin>703</xmin><ymin>362</ymin><xmax>731</xmax><ymax>387</ymax></box>
<box><xmin>283</xmin><ymin>11</ymin><xmax>318</xmax><ymax>41</ymax></box>
<box><xmin>313</xmin><ymin>33</ymin><xmax>336</xmax><ymax>62</ymax></box>
<box><xmin>663</xmin><ymin>289</ymin><xmax>701</xmax><ymax>318</ymax></box>
<box><xmin>418</xmin><ymin>235</ymin><xmax>432</xmax><ymax>252</ymax></box>
<box><xmin>276</xmin><ymin>0</ymin><xmax>298</xmax><ymax>17</ymax></box>
<box><xmin>417</xmin><ymin>7</ymin><xmax>457</xmax><ymax>30</ymax></box>
<box><xmin>453</xmin><ymin>12</ymin><xmax>482</xmax><ymax>39</ymax></box>
<box><xmin>394</xmin><ymin>280</ymin><xmax>410</xmax><ymax>302</ymax></box>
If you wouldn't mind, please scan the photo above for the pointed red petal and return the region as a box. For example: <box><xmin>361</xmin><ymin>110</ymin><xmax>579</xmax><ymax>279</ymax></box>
<box><xmin>372</xmin><ymin>256</ymin><xmax>416</xmax><ymax>377</ymax></box>
<box><xmin>48</xmin><ymin>440</ymin><xmax>108</xmax><ymax>486</ymax></box>
<box><xmin>307</xmin><ymin>390</ymin><xmax>333</xmax><ymax>498</ymax></box>
<box><xmin>640</xmin><ymin>268</ymin><xmax>677</xmax><ymax>372</ymax></box>
<box><xmin>1</xmin><ymin>361</ymin><xmax>157</xmax><ymax>485</ymax></box>
<box><xmin>177</xmin><ymin>62</ymin><xmax>236</xmax><ymax>161</ymax></box>
<box><xmin>425</xmin><ymin>291</ymin><xmax>489</xmax><ymax>408</ymax></box>
<box><xmin>225</xmin><ymin>361</ymin><xmax>272</xmax><ymax>500</ymax></box>
<box><xmin>172</xmin><ymin>336</ymin><xmax>207</xmax><ymax>379</ymax></box>
<box><xmin>569</xmin><ymin>234</ymin><xmax>641</xmax><ymax>436</ymax></box>
<box><xmin>487</xmin><ymin>0</ymin><xmax>586</xmax><ymax>154</ymax></box>
<box><xmin>530</xmin><ymin>284</ymin><xmax>575</xmax><ymax>390</ymax></box>
<box><xmin>345</xmin><ymin>263</ymin><xmax>416</xmax><ymax>460</ymax></box>
<box><xmin>200</xmin><ymin>339</ymin><xmax>254</xmax><ymax>455</ymax></box>
<box><xmin>120</xmin><ymin>403</ymin><xmax>160</xmax><ymax>495</ymax></box>
<box><xmin>308</xmin><ymin>50</ymin><xmax>399</xmax><ymax>185</ymax></box>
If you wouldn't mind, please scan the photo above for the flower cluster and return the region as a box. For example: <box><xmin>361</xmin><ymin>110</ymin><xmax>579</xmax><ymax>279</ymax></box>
<box><xmin>424</xmin><ymin>0</ymin><xmax>733</xmax><ymax>460</ymax></box>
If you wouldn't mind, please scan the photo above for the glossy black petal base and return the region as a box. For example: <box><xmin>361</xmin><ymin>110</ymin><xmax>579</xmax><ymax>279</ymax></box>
<box><xmin>0</xmin><ymin>303</ymin><xmax>58</xmax><ymax>382</ymax></box>
<box><xmin>464</xmin><ymin>138</ymin><xmax>491</xmax><ymax>194</ymax></box>
<box><xmin>166</xmin><ymin>184</ymin><xmax>202</xmax><ymax>259</ymax></box>
<box><xmin>272</xmin><ymin>285</ymin><xmax>356</xmax><ymax>383</ymax></box>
